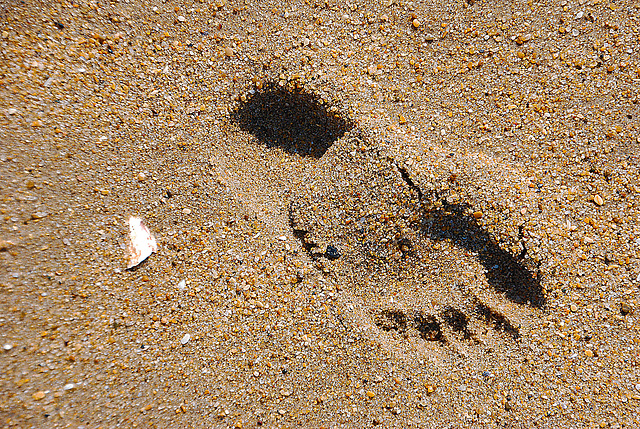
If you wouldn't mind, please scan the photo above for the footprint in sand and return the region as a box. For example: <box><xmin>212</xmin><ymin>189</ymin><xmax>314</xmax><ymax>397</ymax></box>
<box><xmin>232</xmin><ymin>82</ymin><xmax>547</xmax><ymax>363</ymax></box>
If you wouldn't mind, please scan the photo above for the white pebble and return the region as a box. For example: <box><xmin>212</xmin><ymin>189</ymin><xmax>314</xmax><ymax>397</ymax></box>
<box><xmin>183</xmin><ymin>208</ymin><xmax>192</xmax><ymax>215</ymax></box>
<box><xmin>63</xmin><ymin>383</ymin><xmax>76</xmax><ymax>390</ymax></box>
<box><xmin>3</xmin><ymin>344</ymin><xmax>13</xmax><ymax>351</ymax></box>
<box><xmin>177</xmin><ymin>279</ymin><xmax>186</xmax><ymax>291</ymax></box>
<box><xmin>180</xmin><ymin>334</ymin><xmax>191</xmax><ymax>345</ymax></box>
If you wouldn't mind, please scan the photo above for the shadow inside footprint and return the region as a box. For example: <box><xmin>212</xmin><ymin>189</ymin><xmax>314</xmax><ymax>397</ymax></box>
<box><xmin>424</xmin><ymin>203</ymin><xmax>546</xmax><ymax>309</ymax></box>
<box><xmin>375</xmin><ymin>310</ymin><xmax>445</xmax><ymax>343</ymax></box>
<box><xmin>441</xmin><ymin>306</ymin><xmax>474</xmax><ymax>340</ymax></box>
<box><xmin>414</xmin><ymin>313</ymin><xmax>445</xmax><ymax>342</ymax></box>
<box><xmin>375</xmin><ymin>310</ymin><xmax>408</xmax><ymax>333</ymax></box>
<box><xmin>231</xmin><ymin>83</ymin><xmax>353</xmax><ymax>158</ymax></box>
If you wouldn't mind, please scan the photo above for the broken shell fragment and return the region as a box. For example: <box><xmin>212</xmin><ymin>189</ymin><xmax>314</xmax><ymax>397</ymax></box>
<box><xmin>126</xmin><ymin>216</ymin><xmax>158</xmax><ymax>269</ymax></box>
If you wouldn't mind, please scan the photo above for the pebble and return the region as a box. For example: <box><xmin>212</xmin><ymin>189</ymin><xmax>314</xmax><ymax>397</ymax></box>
<box><xmin>32</xmin><ymin>391</ymin><xmax>45</xmax><ymax>400</ymax></box>
<box><xmin>183</xmin><ymin>208</ymin><xmax>192</xmax><ymax>215</ymax></box>
<box><xmin>137</xmin><ymin>172</ymin><xmax>146</xmax><ymax>181</ymax></box>
<box><xmin>570</xmin><ymin>304</ymin><xmax>578</xmax><ymax>312</ymax></box>
<box><xmin>3</xmin><ymin>344</ymin><xmax>13</xmax><ymax>351</ymax></box>
<box><xmin>225</xmin><ymin>47</ymin><xmax>235</xmax><ymax>57</ymax></box>
<box><xmin>620</xmin><ymin>302</ymin><xmax>633</xmax><ymax>315</ymax></box>
<box><xmin>177</xmin><ymin>15</ymin><xmax>186</xmax><ymax>22</ymax></box>
<box><xmin>280</xmin><ymin>388</ymin><xmax>292</xmax><ymax>397</ymax></box>
<box><xmin>366</xmin><ymin>391</ymin><xmax>376</xmax><ymax>398</ymax></box>
<box><xmin>63</xmin><ymin>383</ymin><xmax>76</xmax><ymax>390</ymax></box>
<box><xmin>412</xmin><ymin>19</ymin><xmax>421</xmax><ymax>28</ymax></box>
<box><xmin>180</xmin><ymin>334</ymin><xmax>191</xmax><ymax>345</ymax></box>
<box><xmin>177</xmin><ymin>279</ymin><xmax>186</xmax><ymax>291</ymax></box>
<box><xmin>0</xmin><ymin>240</ymin><xmax>15</xmax><ymax>251</ymax></box>
<box><xmin>325</xmin><ymin>245</ymin><xmax>341</xmax><ymax>260</ymax></box>
<box><xmin>593</xmin><ymin>194</ymin><xmax>604</xmax><ymax>206</ymax></box>
<box><xmin>584</xmin><ymin>349</ymin><xmax>594</xmax><ymax>358</ymax></box>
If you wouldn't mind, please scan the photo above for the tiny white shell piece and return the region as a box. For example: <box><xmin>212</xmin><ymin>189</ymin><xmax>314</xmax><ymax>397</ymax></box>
<box><xmin>126</xmin><ymin>216</ymin><xmax>158</xmax><ymax>268</ymax></box>
<box><xmin>180</xmin><ymin>334</ymin><xmax>191</xmax><ymax>345</ymax></box>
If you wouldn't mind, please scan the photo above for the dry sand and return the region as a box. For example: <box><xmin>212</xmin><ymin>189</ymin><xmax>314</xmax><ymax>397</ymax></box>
<box><xmin>1</xmin><ymin>0</ymin><xmax>640</xmax><ymax>427</ymax></box>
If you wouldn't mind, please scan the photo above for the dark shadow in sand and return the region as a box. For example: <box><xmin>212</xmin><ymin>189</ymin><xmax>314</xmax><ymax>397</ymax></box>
<box><xmin>231</xmin><ymin>83</ymin><xmax>353</xmax><ymax>158</ymax></box>
<box><xmin>393</xmin><ymin>164</ymin><xmax>545</xmax><ymax>308</ymax></box>
<box><xmin>423</xmin><ymin>203</ymin><xmax>546</xmax><ymax>309</ymax></box>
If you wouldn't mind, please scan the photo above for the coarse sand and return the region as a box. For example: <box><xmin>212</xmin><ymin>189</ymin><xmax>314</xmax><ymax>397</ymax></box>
<box><xmin>1</xmin><ymin>0</ymin><xmax>640</xmax><ymax>428</ymax></box>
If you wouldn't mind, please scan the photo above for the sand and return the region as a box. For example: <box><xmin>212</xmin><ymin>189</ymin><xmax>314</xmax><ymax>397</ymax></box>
<box><xmin>1</xmin><ymin>0</ymin><xmax>639</xmax><ymax>427</ymax></box>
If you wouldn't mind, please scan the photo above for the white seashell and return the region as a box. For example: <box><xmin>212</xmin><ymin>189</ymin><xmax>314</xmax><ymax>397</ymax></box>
<box><xmin>126</xmin><ymin>216</ymin><xmax>158</xmax><ymax>268</ymax></box>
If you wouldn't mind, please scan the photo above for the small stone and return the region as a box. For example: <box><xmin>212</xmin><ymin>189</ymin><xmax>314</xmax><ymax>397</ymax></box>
<box><xmin>473</xmin><ymin>211</ymin><xmax>482</xmax><ymax>219</ymax></box>
<box><xmin>31</xmin><ymin>212</ymin><xmax>48</xmax><ymax>220</ymax></box>
<box><xmin>0</xmin><ymin>240</ymin><xmax>16</xmax><ymax>251</ymax></box>
<box><xmin>398</xmin><ymin>114</ymin><xmax>407</xmax><ymax>124</ymax></box>
<box><xmin>7</xmin><ymin>108</ymin><xmax>17</xmax><ymax>115</ymax></box>
<box><xmin>180</xmin><ymin>334</ymin><xmax>191</xmax><ymax>345</ymax></box>
<box><xmin>63</xmin><ymin>383</ymin><xmax>76</xmax><ymax>390</ymax></box>
<box><xmin>585</xmin><ymin>349</ymin><xmax>594</xmax><ymax>358</ymax></box>
<box><xmin>137</xmin><ymin>172</ymin><xmax>146</xmax><ymax>182</ymax></box>
<box><xmin>412</xmin><ymin>19</ymin><xmax>421</xmax><ymax>28</ymax></box>
<box><xmin>620</xmin><ymin>302</ymin><xmax>633</xmax><ymax>315</ymax></box>
<box><xmin>177</xmin><ymin>15</ymin><xmax>186</xmax><ymax>22</ymax></box>
<box><xmin>182</xmin><ymin>208</ymin><xmax>191</xmax><ymax>215</ymax></box>
<box><xmin>325</xmin><ymin>245</ymin><xmax>341</xmax><ymax>260</ymax></box>
<box><xmin>25</xmin><ymin>180</ymin><xmax>35</xmax><ymax>189</ymax></box>
<box><xmin>177</xmin><ymin>279</ymin><xmax>186</xmax><ymax>291</ymax></box>
<box><xmin>366</xmin><ymin>391</ymin><xmax>376</xmax><ymax>398</ymax></box>
<box><xmin>424</xmin><ymin>383</ymin><xmax>436</xmax><ymax>394</ymax></box>
<box><xmin>1</xmin><ymin>31</ymin><xmax>8</xmax><ymax>38</ymax></box>
<box><xmin>33</xmin><ymin>391</ymin><xmax>45</xmax><ymax>400</ymax></box>
<box><xmin>593</xmin><ymin>194</ymin><xmax>604</xmax><ymax>206</ymax></box>
<box><xmin>3</xmin><ymin>344</ymin><xmax>12</xmax><ymax>351</ymax></box>
<box><xmin>280</xmin><ymin>388</ymin><xmax>292</xmax><ymax>397</ymax></box>
<box><xmin>570</xmin><ymin>304</ymin><xmax>578</xmax><ymax>312</ymax></box>
<box><xmin>224</xmin><ymin>47</ymin><xmax>235</xmax><ymax>57</ymax></box>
